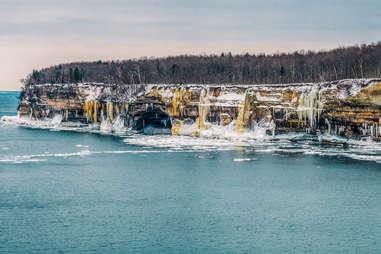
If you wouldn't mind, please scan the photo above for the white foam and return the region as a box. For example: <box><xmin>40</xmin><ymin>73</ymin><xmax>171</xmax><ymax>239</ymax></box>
<box><xmin>175</xmin><ymin>120</ymin><xmax>272</xmax><ymax>142</ymax></box>
<box><xmin>100</xmin><ymin>150</ymin><xmax>163</xmax><ymax>154</ymax></box>
<box><xmin>123</xmin><ymin>134</ymin><xmax>242</xmax><ymax>151</ymax></box>
<box><xmin>2</xmin><ymin>109</ymin><xmax>381</xmax><ymax>165</ymax></box>
<box><xmin>1</xmin><ymin>114</ymin><xmax>62</xmax><ymax>129</ymax></box>
<box><xmin>75</xmin><ymin>144</ymin><xmax>89</xmax><ymax>148</ymax></box>
<box><xmin>233</xmin><ymin>158</ymin><xmax>258</xmax><ymax>162</ymax></box>
<box><xmin>0</xmin><ymin>149</ymin><xmax>169</xmax><ymax>164</ymax></box>
<box><xmin>1</xmin><ymin>113</ymin><xmax>133</xmax><ymax>137</ymax></box>
<box><xmin>0</xmin><ymin>158</ymin><xmax>48</xmax><ymax>163</ymax></box>
<box><xmin>112</xmin><ymin>115</ymin><xmax>126</xmax><ymax>133</ymax></box>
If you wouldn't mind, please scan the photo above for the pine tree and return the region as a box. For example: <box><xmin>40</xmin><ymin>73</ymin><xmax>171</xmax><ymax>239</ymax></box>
<box><xmin>74</xmin><ymin>67</ymin><xmax>80</xmax><ymax>82</ymax></box>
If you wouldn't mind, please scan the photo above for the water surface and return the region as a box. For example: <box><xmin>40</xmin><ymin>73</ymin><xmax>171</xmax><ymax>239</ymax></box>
<box><xmin>1</xmin><ymin>91</ymin><xmax>381</xmax><ymax>253</ymax></box>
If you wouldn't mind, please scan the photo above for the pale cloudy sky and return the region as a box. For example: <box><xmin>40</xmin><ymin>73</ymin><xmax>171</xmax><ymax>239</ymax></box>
<box><xmin>0</xmin><ymin>0</ymin><xmax>380</xmax><ymax>90</ymax></box>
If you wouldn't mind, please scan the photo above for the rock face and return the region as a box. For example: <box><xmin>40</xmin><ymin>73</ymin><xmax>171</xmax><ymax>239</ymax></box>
<box><xmin>16</xmin><ymin>79</ymin><xmax>381</xmax><ymax>140</ymax></box>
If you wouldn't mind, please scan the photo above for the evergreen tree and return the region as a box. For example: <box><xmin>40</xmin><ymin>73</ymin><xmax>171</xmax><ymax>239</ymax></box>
<box><xmin>74</xmin><ymin>67</ymin><xmax>80</xmax><ymax>82</ymax></box>
<box><xmin>69</xmin><ymin>68</ymin><xmax>74</xmax><ymax>83</ymax></box>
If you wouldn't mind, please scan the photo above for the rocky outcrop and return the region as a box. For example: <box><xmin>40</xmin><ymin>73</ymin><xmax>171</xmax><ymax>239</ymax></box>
<box><xmin>14</xmin><ymin>79</ymin><xmax>381</xmax><ymax>140</ymax></box>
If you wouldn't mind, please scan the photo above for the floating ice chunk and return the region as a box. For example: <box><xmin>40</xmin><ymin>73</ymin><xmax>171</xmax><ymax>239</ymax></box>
<box><xmin>233</xmin><ymin>158</ymin><xmax>258</xmax><ymax>162</ymax></box>
<box><xmin>76</xmin><ymin>144</ymin><xmax>89</xmax><ymax>148</ymax></box>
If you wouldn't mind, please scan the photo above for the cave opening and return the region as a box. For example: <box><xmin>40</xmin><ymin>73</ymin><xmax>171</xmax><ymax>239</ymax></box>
<box><xmin>133</xmin><ymin>108</ymin><xmax>172</xmax><ymax>135</ymax></box>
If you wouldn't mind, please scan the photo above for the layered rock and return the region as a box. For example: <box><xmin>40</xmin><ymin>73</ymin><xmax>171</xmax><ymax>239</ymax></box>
<box><xmin>14</xmin><ymin>79</ymin><xmax>381</xmax><ymax>140</ymax></box>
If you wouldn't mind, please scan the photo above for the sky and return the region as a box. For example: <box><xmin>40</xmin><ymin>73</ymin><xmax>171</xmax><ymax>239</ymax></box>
<box><xmin>0</xmin><ymin>0</ymin><xmax>380</xmax><ymax>90</ymax></box>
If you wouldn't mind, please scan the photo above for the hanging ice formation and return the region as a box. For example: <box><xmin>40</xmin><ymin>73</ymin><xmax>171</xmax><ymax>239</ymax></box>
<box><xmin>236</xmin><ymin>92</ymin><xmax>247</xmax><ymax>134</ymax></box>
<box><xmin>297</xmin><ymin>87</ymin><xmax>323</xmax><ymax>129</ymax></box>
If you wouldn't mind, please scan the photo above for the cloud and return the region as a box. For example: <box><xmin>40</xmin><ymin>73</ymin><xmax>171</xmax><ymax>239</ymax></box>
<box><xmin>1</xmin><ymin>0</ymin><xmax>379</xmax><ymax>40</ymax></box>
<box><xmin>0</xmin><ymin>0</ymin><xmax>380</xmax><ymax>90</ymax></box>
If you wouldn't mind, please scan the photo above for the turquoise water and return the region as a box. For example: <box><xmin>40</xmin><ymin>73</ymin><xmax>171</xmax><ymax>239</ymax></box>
<box><xmin>1</xmin><ymin>92</ymin><xmax>381</xmax><ymax>253</ymax></box>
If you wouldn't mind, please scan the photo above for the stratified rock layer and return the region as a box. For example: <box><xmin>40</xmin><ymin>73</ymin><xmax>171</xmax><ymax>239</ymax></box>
<box><xmin>16</xmin><ymin>79</ymin><xmax>381</xmax><ymax>139</ymax></box>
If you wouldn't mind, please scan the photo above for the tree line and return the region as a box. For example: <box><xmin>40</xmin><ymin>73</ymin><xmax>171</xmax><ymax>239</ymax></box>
<box><xmin>24</xmin><ymin>42</ymin><xmax>381</xmax><ymax>86</ymax></box>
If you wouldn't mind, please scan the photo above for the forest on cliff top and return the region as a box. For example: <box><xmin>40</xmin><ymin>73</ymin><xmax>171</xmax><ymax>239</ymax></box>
<box><xmin>25</xmin><ymin>42</ymin><xmax>381</xmax><ymax>86</ymax></box>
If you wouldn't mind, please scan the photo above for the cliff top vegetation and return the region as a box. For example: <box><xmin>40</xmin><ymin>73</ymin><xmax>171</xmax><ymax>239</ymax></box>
<box><xmin>24</xmin><ymin>42</ymin><xmax>381</xmax><ymax>86</ymax></box>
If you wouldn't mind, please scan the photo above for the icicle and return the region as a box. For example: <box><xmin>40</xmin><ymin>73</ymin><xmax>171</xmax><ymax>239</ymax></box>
<box><xmin>339</xmin><ymin>126</ymin><xmax>345</xmax><ymax>135</ymax></box>
<box><xmin>361</xmin><ymin>123</ymin><xmax>368</xmax><ymax>136</ymax></box>
<box><xmin>106</xmin><ymin>102</ymin><xmax>114</xmax><ymax>122</ymax></box>
<box><xmin>112</xmin><ymin>115</ymin><xmax>125</xmax><ymax>131</ymax></box>
<box><xmin>93</xmin><ymin>101</ymin><xmax>98</xmax><ymax>124</ymax></box>
<box><xmin>115</xmin><ymin>103</ymin><xmax>120</xmax><ymax>115</ymax></box>
<box><xmin>172</xmin><ymin>89</ymin><xmax>180</xmax><ymax>115</ymax></box>
<box><xmin>236</xmin><ymin>92</ymin><xmax>247</xmax><ymax>134</ymax></box>
<box><xmin>100</xmin><ymin>109</ymin><xmax>112</xmax><ymax>131</ymax></box>
<box><xmin>297</xmin><ymin>86</ymin><xmax>323</xmax><ymax>129</ymax></box>
<box><xmin>194</xmin><ymin>89</ymin><xmax>210</xmax><ymax>137</ymax></box>
<box><xmin>297</xmin><ymin>94</ymin><xmax>304</xmax><ymax>121</ymax></box>
<box><xmin>100</xmin><ymin>109</ymin><xmax>105</xmax><ymax>126</ymax></box>
<box><xmin>285</xmin><ymin>108</ymin><xmax>288</xmax><ymax>121</ymax></box>
<box><xmin>83</xmin><ymin>101</ymin><xmax>90</xmax><ymax>122</ymax></box>
<box><xmin>199</xmin><ymin>89</ymin><xmax>209</xmax><ymax>130</ymax></box>
<box><xmin>171</xmin><ymin>88</ymin><xmax>186</xmax><ymax>116</ymax></box>
<box><xmin>89</xmin><ymin>101</ymin><xmax>93</xmax><ymax>121</ymax></box>
<box><xmin>325</xmin><ymin>118</ymin><xmax>331</xmax><ymax>135</ymax></box>
<box><xmin>84</xmin><ymin>100</ymin><xmax>99</xmax><ymax>123</ymax></box>
<box><xmin>271</xmin><ymin>119</ymin><xmax>275</xmax><ymax>137</ymax></box>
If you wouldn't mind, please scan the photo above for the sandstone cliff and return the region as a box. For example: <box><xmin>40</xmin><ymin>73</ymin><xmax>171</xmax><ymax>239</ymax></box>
<box><xmin>13</xmin><ymin>79</ymin><xmax>381</xmax><ymax>140</ymax></box>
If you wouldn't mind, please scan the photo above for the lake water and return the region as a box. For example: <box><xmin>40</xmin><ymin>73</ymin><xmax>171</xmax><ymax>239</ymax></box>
<box><xmin>1</xmin><ymin>91</ymin><xmax>381</xmax><ymax>253</ymax></box>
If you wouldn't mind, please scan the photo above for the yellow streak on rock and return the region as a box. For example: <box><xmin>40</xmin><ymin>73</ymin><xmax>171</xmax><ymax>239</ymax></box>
<box><xmin>93</xmin><ymin>101</ymin><xmax>98</xmax><ymax>123</ymax></box>
<box><xmin>172</xmin><ymin>89</ymin><xmax>179</xmax><ymax>116</ymax></box>
<box><xmin>83</xmin><ymin>101</ymin><xmax>91</xmax><ymax>122</ymax></box>
<box><xmin>236</xmin><ymin>100</ymin><xmax>246</xmax><ymax>134</ymax></box>
<box><xmin>153</xmin><ymin>88</ymin><xmax>159</xmax><ymax>98</ymax></box>
<box><xmin>194</xmin><ymin>89</ymin><xmax>210</xmax><ymax>137</ymax></box>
